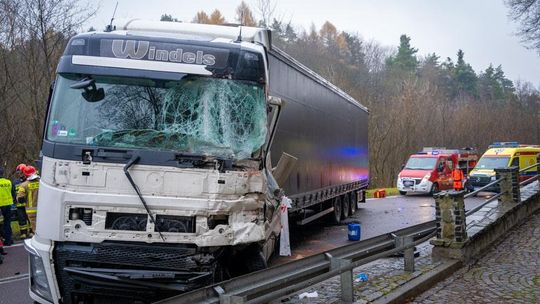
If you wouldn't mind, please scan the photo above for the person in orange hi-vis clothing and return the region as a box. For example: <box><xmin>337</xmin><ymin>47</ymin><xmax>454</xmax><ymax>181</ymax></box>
<box><xmin>452</xmin><ymin>167</ymin><xmax>464</xmax><ymax>191</ymax></box>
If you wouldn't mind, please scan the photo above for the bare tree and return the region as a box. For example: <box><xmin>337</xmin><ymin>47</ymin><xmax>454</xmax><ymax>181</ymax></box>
<box><xmin>0</xmin><ymin>0</ymin><xmax>95</xmax><ymax>171</ymax></box>
<box><xmin>192</xmin><ymin>11</ymin><xmax>210</xmax><ymax>24</ymax></box>
<box><xmin>253</xmin><ymin>0</ymin><xmax>276</xmax><ymax>27</ymax></box>
<box><xmin>235</xmin><ymin>1</ymin><xmax>257</xmax><ymax>26</ymax></box>
<box><xmin>506</xmin><ymin>0</ymin><xmax>540</xmax><ymax>51</ymax></box>
<box><xmin>209</xmin><ymin>9</ymin><xmax>226</xmax><ymax>25</ymax></box>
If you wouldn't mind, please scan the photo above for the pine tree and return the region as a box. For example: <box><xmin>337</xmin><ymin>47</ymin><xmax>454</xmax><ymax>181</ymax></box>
<box><xmin>453</xmin><ymin>49</ymin><xmax>478</xmax><ymax>98</ymax></box>
<box><xmin>283</xmin><ymin>23</ymin><xmax>297</xmax><ymax>42</ymax></box>
<box><xmin>386</xmin><ymin>34</ymin><xmax>418</xmax><ymax>72</ymax></box>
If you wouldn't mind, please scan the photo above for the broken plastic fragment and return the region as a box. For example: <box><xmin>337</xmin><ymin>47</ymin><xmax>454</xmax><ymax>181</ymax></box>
<box><xmin>299</xmin><ymin>291</ymin><xmax>318</xmax><ymax>299</ymax></box>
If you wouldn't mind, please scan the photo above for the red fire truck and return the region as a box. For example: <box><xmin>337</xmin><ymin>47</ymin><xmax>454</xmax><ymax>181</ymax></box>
<box><xmin>397</xmin><ymin>147</ymin><xmax>479</xmax><ymax>195</ymax></box>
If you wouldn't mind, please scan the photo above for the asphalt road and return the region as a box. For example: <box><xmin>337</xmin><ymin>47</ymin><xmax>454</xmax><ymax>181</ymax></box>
<box><xmin>270</xmin><ymin>193</ymin><xmax>485</xmax><ymax>265</ymax></box>
<box><xmin>0</xmin><ymin>193</ymin><xmax>486</xmax><ymax>303</ymax></box>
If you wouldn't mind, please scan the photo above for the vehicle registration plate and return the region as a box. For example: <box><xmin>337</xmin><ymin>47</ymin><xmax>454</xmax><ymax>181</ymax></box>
<box><xmin>403</xmin><ymin>180</ymin><xmax>414</xmax><ymax>187</ymax></box>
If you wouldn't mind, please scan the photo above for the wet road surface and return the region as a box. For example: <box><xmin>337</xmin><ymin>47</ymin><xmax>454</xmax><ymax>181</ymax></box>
<box><xmin>0</xmin><ymin>194</ymin><xmax>487</xmax><ymax>303</ymax></box>
<box><xmin>270</xmin><ymin>193</ymin><xmax>485</xmax><ymax>265</ymax></box>
<box><xmin>0</xmin><ymin>243</ymin><xmax>31</xmax><ymax>304</ymax></box>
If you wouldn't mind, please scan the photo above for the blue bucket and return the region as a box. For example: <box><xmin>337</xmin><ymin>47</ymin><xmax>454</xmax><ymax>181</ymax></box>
<box><xmin>348</xmin><ymin>223</ymin><xmax>361</xmax><ymax>241</ymax></box>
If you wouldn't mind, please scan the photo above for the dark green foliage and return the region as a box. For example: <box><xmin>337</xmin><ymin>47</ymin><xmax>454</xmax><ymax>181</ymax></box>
<box><xmin>386</xmin><ymin>35</ymin><xmax>419</xmax><ymax>72</ymax></box>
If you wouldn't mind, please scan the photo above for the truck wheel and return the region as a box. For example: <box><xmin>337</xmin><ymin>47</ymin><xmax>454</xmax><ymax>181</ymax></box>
<box><xmin>349</xmin><ymin>192</ymin><xmax>357</xmax><ymax>215</ymax></box>
<box><xmin>332</xmin><ymin>196</ymin><xmax>342</xmax><ymax>224</ymax></box>
<box><xmin>245</xmin><ymin>250</ymin><xmax>267</xmax><ymax>273</ymax></box>
<box><xmin>430</xmin><ymin>183</ymin><xmax>439</xmax><ymax>195</ymax></box>
<box><xmin>342</xmin><ymin>194</ymin><xmax>351</xmax><ymax>219</ymax></box>
<box><xmin>399</xmin><ymin>191</ymin><xmax>407</xmax><ymax>195</ymax></box>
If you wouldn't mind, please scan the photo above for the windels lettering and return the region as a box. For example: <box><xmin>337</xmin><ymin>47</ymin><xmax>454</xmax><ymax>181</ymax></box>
<box><xmin>111</xmin><ymin>40</ymin><xmax>216</xmax><ymax>66</ymax></box>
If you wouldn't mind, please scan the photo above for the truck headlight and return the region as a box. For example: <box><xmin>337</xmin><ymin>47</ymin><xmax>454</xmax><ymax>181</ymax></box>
<box><xmin>490</xmin><ymin>176</ymin><xmax>496</xmax><ymax>181</ymax></box>
<box><xmin>25</xmin><ymin>240</ymin><xmax>53</xmax><ymax>302</ymax></box>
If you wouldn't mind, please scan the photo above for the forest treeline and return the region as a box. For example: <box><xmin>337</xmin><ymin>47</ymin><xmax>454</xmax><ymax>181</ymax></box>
<box><xmin>0</xmin><ymin>0</ymin><xmax>539</xmax><ymax>187</ymax></box>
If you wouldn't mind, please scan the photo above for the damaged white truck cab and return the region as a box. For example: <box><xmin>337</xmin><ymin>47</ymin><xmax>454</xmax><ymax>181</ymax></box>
<box><xmin>27</xmin><ymin>21</ymin><xmax>283</xmax><ymax>304</ymax></box>
<box><xmin>27</xmin><ymin>20</ymin><xmax>369</xmax><ymax>304</ymax></box>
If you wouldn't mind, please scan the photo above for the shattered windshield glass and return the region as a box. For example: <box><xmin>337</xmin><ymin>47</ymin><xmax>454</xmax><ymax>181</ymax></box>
<box><xmin>47</xmin><ymin>74</ymin><xmax>267</xmax><ymax>159</ymax></box>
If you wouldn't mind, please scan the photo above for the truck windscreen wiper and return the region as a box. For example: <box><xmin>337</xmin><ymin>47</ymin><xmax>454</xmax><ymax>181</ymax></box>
<box><xmin>123</xmin><ymin>154</ymin><xmax>165</xmax><ymax>241</ymax></box>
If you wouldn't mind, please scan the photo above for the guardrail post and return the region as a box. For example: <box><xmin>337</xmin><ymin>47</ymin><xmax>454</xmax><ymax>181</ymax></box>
<box><xmin>495</xmin><ymin>167</ymin><xmax>520</xmax><ymax>204</ymax></box>
<box><xmin>327</xmin><ymin>255</ymin><xmax>354</xmax><ymax>303</ymax></box>
<box><xmin>395</xmin><ymin>235</ymin><xmax>415</xmax><ymax>272</ymax></box>
<box><xmin>431</xmin><ymin>190</ymin><xmax>467</xmax><ymax>247</ymax></box>
<box><xmin>219</xmin><ymin>295</ymin><xmax>245</xmax><ymax>304</ymax></box>
<box><xmin>403</xmin><ymin>236</ymin><xmax>415</xmax><ymax>272</ymax></box>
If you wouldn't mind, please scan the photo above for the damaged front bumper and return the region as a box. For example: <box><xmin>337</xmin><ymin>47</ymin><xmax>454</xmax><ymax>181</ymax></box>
<box><xmin>53</xmin><ymin>241</ymin><xmax>223</xmax><ymax>304</ymax></box>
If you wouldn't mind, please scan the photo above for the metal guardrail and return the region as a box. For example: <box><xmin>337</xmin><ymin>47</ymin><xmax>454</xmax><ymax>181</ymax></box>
<box><xmin>158</xmin><ymin>160</ymin><xmax>540</xmax><ymax>304</ymax></box>
<box><xmin>464</xmin><ymin>160</ymin><xmax>540</xmax><ymax>217</ymax></box>
<box><xmin>155</xmin><ymin>221</ymin><xmax>436</xmax><ymax>304</ymax></box>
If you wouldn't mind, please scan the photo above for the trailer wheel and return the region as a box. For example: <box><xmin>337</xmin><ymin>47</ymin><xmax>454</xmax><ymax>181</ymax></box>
<box><xmin>245</xmin><ymin>250</ymin><xmax>268</xmax><ymax>273</ymax></box>
<box><xmin>332</xmin><ymin>196</ymin><xmax>342</xmax><ymax>224</ymax></box>
<box><xmin>349</xmin><ymin>192</ymin><xmax>357</xmax><ymax>215</ymax></box>
<box><xmin>342</xmin><ymin>194</ymin><xmax>351</xmax><ymax>219</ymax></box>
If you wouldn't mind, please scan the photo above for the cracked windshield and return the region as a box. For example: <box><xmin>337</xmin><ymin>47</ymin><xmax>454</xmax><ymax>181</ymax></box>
<box><xmin>47</xmin><ymin>74</ymin><xmax>267</xmax><ymax>159</ymax></box>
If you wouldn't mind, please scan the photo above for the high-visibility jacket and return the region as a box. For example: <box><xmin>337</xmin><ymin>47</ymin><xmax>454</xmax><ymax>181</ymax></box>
<box><xmin>17</xmin><ymin>179</ymin><xmax>40</xmax><ymax>208</ymax></box>
<box><xmin>0</xmin><ymin>178</ymin><xmax>13</xmax><ymax>207</ymax></box>
<box><xmin>452</xmin><ymin>169</ymin><xmax>464</xmax><ymax>190</ymax></box>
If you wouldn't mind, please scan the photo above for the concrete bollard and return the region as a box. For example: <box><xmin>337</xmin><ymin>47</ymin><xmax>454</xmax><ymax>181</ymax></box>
<box><xmin>431</xmin><ymin>190</ymin><xmax>467</xmax><ymax>247</ymax></box>
<box><xmin>495</xmin><ymin>167</ymin><xmax>520</xmax><ymax>204</ymax></box>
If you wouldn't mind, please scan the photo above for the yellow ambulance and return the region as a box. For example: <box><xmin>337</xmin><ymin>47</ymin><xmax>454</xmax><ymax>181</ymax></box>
<box><xmin>468</xmin><ymin>142</ymin><xmax>540</xmax><ymax>191</ymax></box>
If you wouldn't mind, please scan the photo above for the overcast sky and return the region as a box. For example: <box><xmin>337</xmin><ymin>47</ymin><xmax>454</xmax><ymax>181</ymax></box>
<box><xmin>86</xmin><ymin>0</ymin><xmax>540</xmax><ymax>86</ymax></box>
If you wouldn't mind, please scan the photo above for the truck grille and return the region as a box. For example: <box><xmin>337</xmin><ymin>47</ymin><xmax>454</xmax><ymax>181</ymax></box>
<box><xmin>54</xmin><ymin>242</ymin><xmax>215</xmax><ymax>304</ymax></box>
<box><xmin>104</xmin><ymin>213</ymin><xmax>196</xmax><ymax>233</ymax></box>
<box><xmin>470</xmin><ymin>175</ymin><xmax>491</xmax><ymax>185</ymax></box>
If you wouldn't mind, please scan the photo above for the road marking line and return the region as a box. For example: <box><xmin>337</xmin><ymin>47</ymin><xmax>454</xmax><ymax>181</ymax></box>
<box><xmin>0</xmin><ymin>273</ymin><xmax>29</xmax><ymax>284</ymax></box>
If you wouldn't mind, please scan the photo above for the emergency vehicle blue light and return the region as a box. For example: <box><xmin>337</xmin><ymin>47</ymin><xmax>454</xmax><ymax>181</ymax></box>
<box><xmin>431</xmin><ymin>150</ymin><xmax>439</xmax><ymax>155</ymax></box>
<box><xmin>488</xmin><ymin>142</ymin><xmax>519</xmax><ymax>148</ymax></box>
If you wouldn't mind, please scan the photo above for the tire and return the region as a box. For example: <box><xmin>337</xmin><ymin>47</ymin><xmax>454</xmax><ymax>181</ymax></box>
<box><xmin>399</xmin><ymin>191</ymin><xmax>407</xmax><ymax>195</ymax></box>
<box><xmin>332</xmin><ymin>196</ymin><xmax>342</xmax><ymax>224</ymax></box>
<box><xmin>342</xmin><ymin>194</ymin><xmax>351</xmax><ymax>219</ymax></box>
<box><xmin>349</xmin><ymin>192</ymin><xmax>357</xmax><ymax>215</ymax></box>
<box><xmin>430</xmin><ymin>183</ymin><xmax>439</xmax><ymax>195</ymax></box>
<box><xmin>245</xmin><ymin>250</ymin><xmax>267</xmax><ymax>273</ymax></box>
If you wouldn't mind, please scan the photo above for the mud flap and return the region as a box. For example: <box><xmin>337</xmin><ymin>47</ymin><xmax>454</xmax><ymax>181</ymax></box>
<box><xmin>357</xmin><ymin>189</ymin><xmax>366</xmax><ymax>203</ymax></box>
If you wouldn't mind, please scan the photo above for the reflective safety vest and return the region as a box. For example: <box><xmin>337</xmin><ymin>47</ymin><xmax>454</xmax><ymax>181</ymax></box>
<box><xmin>0</xmin><ymin>178</ymin><xmax>13</xmax><ymax>207</ymax></box>
<box><xmin>452</xmin><ymin>169</ymin><xmax>464</xmax><ymax>190</ymax></box>
<box><xmin>17</xmin><ymin>179</ymin><xmax>40</xmax><ymax>208</ymax></box>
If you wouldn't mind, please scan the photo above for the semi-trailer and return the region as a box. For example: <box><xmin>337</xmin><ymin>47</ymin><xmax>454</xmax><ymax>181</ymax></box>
<box><xmin>26</xmin><ymin>20</ymin><xmax>369</xmax><ymax>304</ymax></box>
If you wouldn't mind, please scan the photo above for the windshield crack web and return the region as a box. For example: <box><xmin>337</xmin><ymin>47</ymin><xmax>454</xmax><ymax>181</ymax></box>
<box><xmin>95</xmin><ymin>77</ymin><xmax>268</xmax><ymax>159</ymax></box>
<box><xmin>158</xmin><ymin>78</ymin><xmax>267</xmax><ymax>159</ymax></box>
